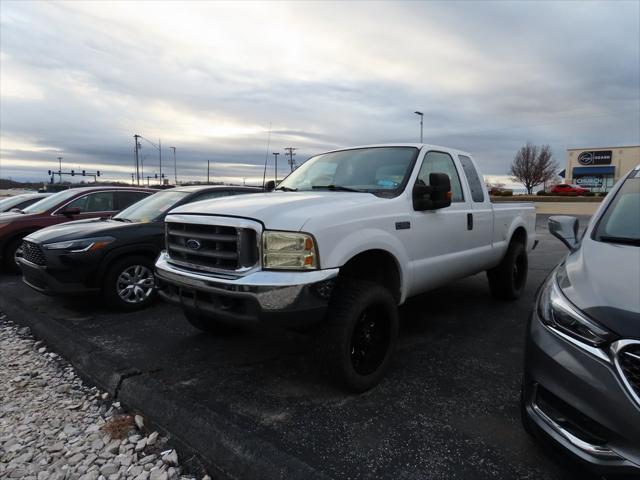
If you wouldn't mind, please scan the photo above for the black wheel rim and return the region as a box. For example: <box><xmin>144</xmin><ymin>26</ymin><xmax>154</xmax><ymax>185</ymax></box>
<box><xmin>350</xmin><ymin>307</ymin><xmax>390</xmax><ymax>376</ymax></box>
<box><xmin>513</xmin><ymin>252</ymin><xmax>526</xmax><ymax>290</ymax></box>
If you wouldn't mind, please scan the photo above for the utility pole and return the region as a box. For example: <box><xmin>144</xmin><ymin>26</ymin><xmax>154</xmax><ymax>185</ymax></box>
<box><xmin>207</xmin><ymin>160</ymin><xmax>210</xmax><ymax>184</ymax></box>
<box><xmin>57</xmin><ymin>157</ymin><xmax>63</xmax><ymax>183</ymax></box>
<box><xmin>170</xmin><ymin>147</ymin><xmax>177</xmax><ymax>185</ymax></box>
<box><xmin>414</xmin><ymin>111</ymin><xmax>424</xmax><ymax>143</ymax></box>
<box><xmin>272</xmin><ymin>152</ymin><xmax>280</xmax><ymax>184</ymax></box>
<box><xmin>262</xmin><ymin>122</ymin><xmax>272</xmax><ymax>189</ymax></box>
<box><xmin>158</xmin><ymin>138</ymin><xmax>162</xmax><ymax>183</ymax></box>
<box><xmin>284</xmin><ymin>147</ymin><xmax>297</xmax><ymax>172</ymax></box>
<box><xmin>133</xmin><ymin>134</ymin><xmax>141</xmax><ymax>185</ymax></box>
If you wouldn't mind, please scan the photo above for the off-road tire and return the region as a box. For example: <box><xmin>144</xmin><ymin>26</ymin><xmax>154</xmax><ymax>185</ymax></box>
<box><xmin>321</xmin><ymin>279</ymin><xmax>398</xmax><ymax>393</ymax></box>
<box><xmin>102</xmin><ymin>255</ymin><xmax>156</xmax><ymax>311</ymax></box>
<box><xmin>487</xmin><ymin>241</ymin><xmax>528</xmax><ymax>300</ymax></box>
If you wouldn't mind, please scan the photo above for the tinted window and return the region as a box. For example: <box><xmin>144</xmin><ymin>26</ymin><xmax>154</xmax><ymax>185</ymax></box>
<box><xmin>190</xmin><ymin>190</ymin><xmax>235</xmax><ymax>202</ymax></box>
<box><xmin>66</xmin><ymin>191</ymin><xmax>115</xmax><ymax>212</ymax></box>
<box><xmin>458</xmin><ymin>155</ymin><xmax>485</xmax><ymax>202</ymax></box>
<box><xmin>416</xmin><ymin>151</ymin><xmax>464</xmax><ymax>202</ymax></box>
<box><xmin>594</xmin><ymin>177</ymin><xmax>639</xmax><ymax>244</ymax></box>
<box><xmin>118</xmin><ymin>191</ymin><xmax>150</xmax><ymax>209</ymax></box>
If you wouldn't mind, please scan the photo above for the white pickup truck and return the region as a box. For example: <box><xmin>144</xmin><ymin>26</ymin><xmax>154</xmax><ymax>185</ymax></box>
<box><xmin>156</xmin><ymin>144</ymin><xmax>536</xmax><ymax>391</ymax></box>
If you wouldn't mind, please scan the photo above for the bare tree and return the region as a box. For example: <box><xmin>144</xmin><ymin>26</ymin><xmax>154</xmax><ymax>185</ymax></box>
<box><xmin>510</xmin><ymin>142</ymin><xmax>558</xmax><ymax>194</ymax></box>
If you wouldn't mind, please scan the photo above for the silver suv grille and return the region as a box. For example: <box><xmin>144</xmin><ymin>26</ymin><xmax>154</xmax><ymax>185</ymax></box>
<box><xmin>166</xmin><ymin>222</ymin><xmax>258</xmax><ymax>272</ymax></box>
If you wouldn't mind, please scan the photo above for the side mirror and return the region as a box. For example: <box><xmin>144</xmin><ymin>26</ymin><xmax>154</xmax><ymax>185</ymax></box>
<box><xmin>265</xmin><ymin>180</ymin><xmax>276</xmax><ymax>192</ymax></box>
<box><xmin>413</xmin><ymin>173</ymin><xmax>452</xmax><ymax>211</ymax></box>
<box><xmin>60</xmin><ymin>206</ymin><xmax>81</xmax><ymax>218</ymax></box>
<box><xmin>549</xmin><ymin>215</ymin><xmax>579</xmax><ymax>250</ymax></box>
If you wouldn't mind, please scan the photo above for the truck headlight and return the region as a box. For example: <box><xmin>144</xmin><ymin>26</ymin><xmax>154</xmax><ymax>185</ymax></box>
<box><xmin>42</xmin><ymin>236</ymin><xmax>115</xmax><ymax>253</ymax></box>
<box><xmin>538</xmin><ymin>268</ymin><xmax>615</xmax><ymax>347</ymax></box>
<box><xmin>262</xmin><ymin>231</ymin><xmax>318</xmax><ymax>270</ymax></box>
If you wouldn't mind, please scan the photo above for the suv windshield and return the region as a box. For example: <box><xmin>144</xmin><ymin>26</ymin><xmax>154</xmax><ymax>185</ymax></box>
<box><xmin>114</xmin><ymin>190</ymin><xmax>189</xmax><ymax>223</ymax></box>
<box><xmin>593</xmin><ymin>171</ymin><xmax>640</xmax><ymax>246</ymax></box>
<box><xmin>22</xmin><ymin>189</ymin><xmax>81</xmax><ymax>214</ymax></box>
<box><xmin>276</xmin><ymin>147</ymin><xmax>419</xmax><ymax>196</ymax></box>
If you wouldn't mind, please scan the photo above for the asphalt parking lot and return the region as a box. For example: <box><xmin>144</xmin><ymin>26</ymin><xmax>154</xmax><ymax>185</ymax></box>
<box><xmin>0</xmin><ymin>215</ymin><xmax>599</xmax><ymax>479</ymax></box>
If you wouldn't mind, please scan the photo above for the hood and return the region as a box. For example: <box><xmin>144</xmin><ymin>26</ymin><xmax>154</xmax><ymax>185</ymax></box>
<box><xmin>169</xmin><ymin>191</ymin><xmax>382</xmax><ymax>231</ymax></box>
<box><xmin>26</xmin><ymin>218</ymin><xmax>136</xmax><ymax>244</ymax></box>
<box><xmin>562</xmin><ymin>237</ymin><xmax>640</xmax><ymax>337</ymax></box>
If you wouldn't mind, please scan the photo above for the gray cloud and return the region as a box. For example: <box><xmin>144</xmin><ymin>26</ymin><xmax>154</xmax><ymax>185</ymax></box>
<box><xmin>1</xmin><ymin>0</ymin><xmax>638</xmax><ymax>184</ymax></box>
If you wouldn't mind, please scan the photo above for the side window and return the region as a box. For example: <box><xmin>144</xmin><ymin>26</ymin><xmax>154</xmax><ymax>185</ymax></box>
<box><xmin>458</xmin><ymin>155</ymin><xmax>485</xmax><ymax>203</ymax></box>
<box><xmin>118</xmin><ymin>191</ymin><xmax>150</xmax><ymax>209</ymax></box>
<box><xmin>66</xmin><ymin>192</ymin><xmax>114</xmax><ymax>212</ymax></box>
<box><xmin>416</xmin><ymin>151</ymin><xmax>464</xmax><ymax>202</ymax></box>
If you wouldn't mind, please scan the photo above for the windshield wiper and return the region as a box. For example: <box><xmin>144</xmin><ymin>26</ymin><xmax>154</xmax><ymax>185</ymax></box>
<box><xmin>312</xmin><ymin>185</ymin><xmax>363</xmax><ymax>192</ymax></box>
<box><xmin>275</xmin><ymin>186</ymin><xmax>298</xmax><ymax>191</ymax></box>
<box><xmin>599</xmin><ymin>235</ymin><xmax>640</xmax><ymax>246</ymax></box>
<box><xmin>112</xmin><ymin>217</ymin><xmax>132</xmax><ymax>223</ymax></box>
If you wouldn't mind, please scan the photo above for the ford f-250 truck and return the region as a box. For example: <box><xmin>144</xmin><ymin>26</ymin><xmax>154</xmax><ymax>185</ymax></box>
<box><xmin>155</xmin><ymin>144</ymin><xmax>536</xmax><ymax>391</ymax></box>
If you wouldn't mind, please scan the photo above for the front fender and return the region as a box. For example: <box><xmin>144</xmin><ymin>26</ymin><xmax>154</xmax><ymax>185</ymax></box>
<box><xmin>319</xmin><ymin>228</ymin><xmax>411</xmax><ymax>304</ymax></box>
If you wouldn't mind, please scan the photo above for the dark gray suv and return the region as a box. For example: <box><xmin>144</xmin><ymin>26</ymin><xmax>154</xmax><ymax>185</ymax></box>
<box><xmin>522</xmin><ymin>165</ymin><xmax>640</xmax><ymax>474</ymax></box>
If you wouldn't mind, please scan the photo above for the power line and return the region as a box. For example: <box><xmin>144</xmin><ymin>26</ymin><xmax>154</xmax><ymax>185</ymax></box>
<box><xmin>284</xmin><ymin>147</ymin><xmax>297</xmax><ymax>172</ymax></box>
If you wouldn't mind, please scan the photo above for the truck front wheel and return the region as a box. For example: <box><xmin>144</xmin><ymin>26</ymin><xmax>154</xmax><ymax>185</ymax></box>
<box><xmin>487</xmin><ymin>241</ymin><xmax>528</xmax><ymax>300</ymax></box>
<box><xmin>321</xmin><ymin>280</ymin><xmax>398</xmax><ymax>392</ymax></box>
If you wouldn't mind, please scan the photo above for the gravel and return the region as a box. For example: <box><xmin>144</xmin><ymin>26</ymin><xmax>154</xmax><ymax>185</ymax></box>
<box><xmin>0</xmin><ymin>317</ymin><xmax>208</xmax><ymax>480</ymax></box>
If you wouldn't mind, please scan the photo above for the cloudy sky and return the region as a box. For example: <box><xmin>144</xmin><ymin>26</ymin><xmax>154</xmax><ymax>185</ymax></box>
<box><xmin>1</xmin><ymin>1</ymin><xmax>639</xmax><ymax>187</ymax></box>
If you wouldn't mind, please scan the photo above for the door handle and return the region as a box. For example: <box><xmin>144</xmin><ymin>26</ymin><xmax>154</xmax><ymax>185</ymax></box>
<box><xmin>467</xmin><ymin>213</ymin><xmax>473</xmax><ymax>231</ymax></box>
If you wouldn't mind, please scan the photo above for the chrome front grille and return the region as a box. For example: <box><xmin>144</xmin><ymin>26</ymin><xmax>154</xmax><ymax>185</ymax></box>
<box><xmin>618</xmin><ymin>344</ymin><xmax>640</xmax><ymax>403</ymax></box>
<box><xmin>21</xmin><ymin>241</ymin><xmax>46</xmax><ymax>266</ymax></box>
<box><xmin>166</xmin><ymin>222</ymin><xmax>258</xmax><ymax>272</ymax></box>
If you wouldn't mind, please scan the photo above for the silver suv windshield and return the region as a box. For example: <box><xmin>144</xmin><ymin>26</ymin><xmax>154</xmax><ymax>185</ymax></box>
<box><xmin>593</xmin><ymin>171</ymin><xmax>640</xmax><ymax>246</ymax></box>
<box><xmin>276</xmin><ymin>147</ymin><xmax>419</xmax><ymax>197</ymax></box>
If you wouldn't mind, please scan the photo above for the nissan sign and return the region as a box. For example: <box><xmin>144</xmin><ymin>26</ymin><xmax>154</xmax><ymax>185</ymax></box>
<box><xmin>578</xmin><ymin>150</ymin><xmax>612</xmax><ymax>165</ymax></box>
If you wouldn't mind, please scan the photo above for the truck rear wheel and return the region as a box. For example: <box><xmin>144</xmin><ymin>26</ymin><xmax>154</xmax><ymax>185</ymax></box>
<box><xmin>487</xmin><ymin>241</ymin><xmax>527</xmax><ymax>300</ymax></box>
<box><xmin>321</xmin><ymin>280</ymin><xmax>398</xmax><ymax>392</ymax></box>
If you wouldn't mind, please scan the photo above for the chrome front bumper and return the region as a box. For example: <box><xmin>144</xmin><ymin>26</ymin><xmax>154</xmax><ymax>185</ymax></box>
<box><xmin>155</xmin><ymin>252</ymin><xmax>339</xmax><ymax>327</ymax></box>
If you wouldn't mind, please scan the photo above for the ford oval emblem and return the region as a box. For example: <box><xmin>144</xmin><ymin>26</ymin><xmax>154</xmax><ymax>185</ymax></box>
<box><xmin>185</xmin><ymin>239</ymin><xmax>201</xmax><ymax>250</ymax></box>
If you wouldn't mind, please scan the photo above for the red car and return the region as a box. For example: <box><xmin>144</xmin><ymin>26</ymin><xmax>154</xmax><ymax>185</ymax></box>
<box><xmin>0</xmin><ymin>186</ymin><xmax>154</xmax><ymax>269</ymax></box>
<box><xmin>550</xmin><ymin>183</ymin><xmax>589</xmax><ymax>195</ymax></box>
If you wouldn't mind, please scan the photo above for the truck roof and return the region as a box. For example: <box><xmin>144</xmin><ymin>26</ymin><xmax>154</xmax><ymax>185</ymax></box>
<box><xmin>322</xmin><ymin>143</ymin><xmax>473</xmax><ymax>158</ymax></box>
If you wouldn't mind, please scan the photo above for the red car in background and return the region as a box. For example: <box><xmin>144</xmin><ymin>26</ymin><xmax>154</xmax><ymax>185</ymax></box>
<box><xmin>0</xmin><ymin>186</ymin><xmax>154</xmax><ymax>269</ymax></box>
<box><xmin>550</xmin><ymin>183</ymin><xmax>589</xmax><ymax>195</ymax></box>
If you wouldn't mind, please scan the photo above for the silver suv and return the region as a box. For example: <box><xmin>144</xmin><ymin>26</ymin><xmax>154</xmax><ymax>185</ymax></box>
<box><xmin>521</xmin><ymin>165</ymin><xmax>640</xmax><ymax>473</ymax></box>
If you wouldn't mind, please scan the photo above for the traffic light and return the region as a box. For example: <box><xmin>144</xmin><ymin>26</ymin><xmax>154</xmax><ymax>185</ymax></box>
<box><xmin>48</xmin><ymin>170</ymin><xmax>52</xmax><ymax>175</ymax></box>
<box><xmin>82</xmin><ymin>170</ymin><xmax>86</xmax><ymax>176</ymax></box>
<box><xmin>71</xmin><ymin>170</ymin><xmax>75</xmax><ymax>176</ymax></box>
<box><xmin>97</xmin><ymin>171</ymin><xmax>101</xmax><ymax>177</ymax></box>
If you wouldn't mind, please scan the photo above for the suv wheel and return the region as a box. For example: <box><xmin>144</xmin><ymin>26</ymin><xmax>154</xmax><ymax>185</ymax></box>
<box><xmin>3</xmin><ymin>237</ymin><xmax>23</xmax><ymax>272</ymax></box>
<box><xmin>320</xmin><ymin>279</ymin><xmax>398</xmax><ymax>392</ymax></box>
<box><xmin>487</xmin><ymin>241</ymin><xmax>527</xmax><ymax>300</ymax></box>
<box><xmin>103</xmin><ymin>255</ymin><xmax>156</xmax><ymax>310</ymax></box>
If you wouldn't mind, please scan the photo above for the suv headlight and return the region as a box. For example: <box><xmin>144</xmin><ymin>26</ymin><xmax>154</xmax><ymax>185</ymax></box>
<box><xmin>42</xmin><ymin>236</ymin><xmax>115</xmax><ymax>253</ymax></box>
<box><xmin>538</xmin><ymin>268</ymin><xmax>615</xmax><ymax>347</ymax></box>
<box><xmin>262</xmin><ymin>231</ymin><xmax>318</xmax><ymax>270</ymax></box>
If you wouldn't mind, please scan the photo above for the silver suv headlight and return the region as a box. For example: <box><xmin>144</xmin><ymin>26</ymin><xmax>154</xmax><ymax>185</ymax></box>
<box><xmin>538</xmin><ymin>267</ymin><xmax>615</xmax><ymax>347</ymax></box>
<box><xmin>262</xmin><ymin>231</ymin><xmax>318</xmax><ymax>270</ymax></box>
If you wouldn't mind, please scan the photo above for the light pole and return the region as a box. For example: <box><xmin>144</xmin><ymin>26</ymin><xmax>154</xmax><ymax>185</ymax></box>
<box><xmin>414</xmin><ymin>111</ymin><xmax>424</xmax><ymax>143</ymax></box>
<box><xmin>272</xmin><ymin>152</ymin><xmax>280</xmax><ymax>185</ymax></box>
<box><xmin>170</xmin><ymin>147</ymin><xmax>177</xmax><ymax>185</ymax></box>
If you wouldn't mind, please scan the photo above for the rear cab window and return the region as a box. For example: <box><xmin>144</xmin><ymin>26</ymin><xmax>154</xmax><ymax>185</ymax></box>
<box><xmin>458</xmin><ymin>155</ymin><xmax>485</xmax><ymax>203</ymax></box>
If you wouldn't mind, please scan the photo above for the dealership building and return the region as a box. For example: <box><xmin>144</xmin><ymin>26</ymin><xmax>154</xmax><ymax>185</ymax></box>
<box><xmin>564</xmin><ymin>145</ymin><xmax>640</xmax><ymax>192</ymax></box>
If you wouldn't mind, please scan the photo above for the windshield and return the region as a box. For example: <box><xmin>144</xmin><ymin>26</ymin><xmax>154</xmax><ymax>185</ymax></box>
<box><xmin>0</xmin><ymin>196</ymin><xmax>26</xmax><ymax>210</ymax></box>
<box><xmin>593</xmin><ymin>173</ymin><xmax>640</xmax><ymax>246</ymax></box>
<box><xmin>276</xmin><ymin>147</ymin><xmax>419</xmax><ymax>196</ymax></box>
<box><xmin>114</xmin><ymin>190</ymin><xmax>190</xmax><ymax>223</ymax></box>
<box><xmin>22</xmin><ymin>189</ymin><xmax>80</xmax><ymax>214</ymax></box>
